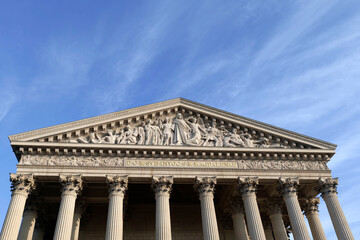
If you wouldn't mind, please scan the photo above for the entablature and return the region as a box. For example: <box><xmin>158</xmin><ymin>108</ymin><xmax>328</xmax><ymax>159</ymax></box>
<box><xmin>12</xmin><ymin>141</ymin><xmax>334</xmax><ymax>161</ymax></box>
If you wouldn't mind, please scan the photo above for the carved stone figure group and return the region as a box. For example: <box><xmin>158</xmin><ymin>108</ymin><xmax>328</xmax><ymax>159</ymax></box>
<box><xmin>71</xmin><ymin>113</ymin><xmax>281</xmax><ymax>148</ymax></box>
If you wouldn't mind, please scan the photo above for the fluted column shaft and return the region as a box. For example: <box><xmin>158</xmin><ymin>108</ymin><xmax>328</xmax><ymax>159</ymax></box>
<box><xmin>195</xmin><ymin>177</ymin><xmax>220</xmax><ymax>240</ymax></box>
<box><xmin>53</xmin><ymin>191</ymin><xmax>77</xmax><ymax>239</ymax></box>
<box><xmin>279</xmin><ymin>178</ymin><xmax>311</xmax><ymax>240</ymax></box>
<box><xmin>105</xmin><ymin>175</ymin><xmax>128</xmax><ymax>240</ymax></box>
<box><xmin>17</xmin><ymin>210</ymin><xmax>37</xmax><ymax>240</ymax></box>
<box><xmin>238</xmin><ymin>177</ymin><xmax>266</xmax><ymax>240</ymax></box>
<box><xmin>106</xmin><ymin>192</ymin><xmax>124</xmax><ymax>240</ymax></box>
<box><xmin>319</xmin><ymin>178</ymin><xmax>354</xmax><ymax>240</ymax></box>
<box><xmin>200</xmin><ymin>192</ymin><xmax>219</xmax><ymax>240</ymax></box>
<box><xmin>306</xmin><ymin>212</ymin><xmax>326</xmax><ymax>240</ymax></box>
<box><xmin>232</xmin><ymin>212</ymin><xmax>249</xmax><ymax>240</ymax></box>
<box><xmin>269</xmin><ymin>212</ymin><xmax>287</xmax><ymax>240</ymax></box>
<box><xmin>0</xmin><ymin>173</ymin><xmax>35</xmax><ymax>240</ymax></box>
<box><xmin>152</xmin><ymin>176</ymin><xmax>173</xmax><ymax>240</ymax></box>
<box><xmin>71</xmin><ymin>211</ymin><xmax>82</xmax><ymax>240</ymax></box>
<box><xmin>302</xmin><ymin>198</ymin><xmax>326</xmax><ymax>240</ymax></box>
<box><xmin>53</xmin><ymin>175</ymin><xmax>83</xmax><ymax>240</ymax></box>
<box><xmin>1</xmin><ymin>193</ymin><xmax>29</xmax><ymax>240</ymax></box>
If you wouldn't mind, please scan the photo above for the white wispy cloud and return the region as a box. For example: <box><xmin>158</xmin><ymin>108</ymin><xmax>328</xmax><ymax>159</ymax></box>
<box><xmin>0</xmin><ymin>79</ymin><xmax>19</xmax><ymax>123</ymax></box>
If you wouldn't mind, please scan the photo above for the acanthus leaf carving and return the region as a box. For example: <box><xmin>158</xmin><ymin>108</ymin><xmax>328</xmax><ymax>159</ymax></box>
<box><xmin>151</xmin><ymin>176</ymin><xmax>173</xmax><ymax>195</ymax></box>
<box><xmin>10</xmin><ymin>173</ymin><xmax>35</xmax><ymax>195</ymax></box>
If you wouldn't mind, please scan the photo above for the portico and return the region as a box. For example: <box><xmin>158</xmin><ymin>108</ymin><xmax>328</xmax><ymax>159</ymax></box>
<box><xmin>0</xmin><ymin>98</ymin><xmax>354</xmax><ymax>240</ymax></box>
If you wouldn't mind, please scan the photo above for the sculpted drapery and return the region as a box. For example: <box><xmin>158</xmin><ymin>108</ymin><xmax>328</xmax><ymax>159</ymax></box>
<box><xmin>67</xmin><ymin>112</ymin><xmax>308</xmax><ymax>150</ymax></box>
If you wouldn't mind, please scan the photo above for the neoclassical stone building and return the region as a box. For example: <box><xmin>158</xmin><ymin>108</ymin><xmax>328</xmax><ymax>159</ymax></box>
<box><xmin>0</xmin><ymin>98</ymin><xmax>354</xmax><ymax>240</ymax></box>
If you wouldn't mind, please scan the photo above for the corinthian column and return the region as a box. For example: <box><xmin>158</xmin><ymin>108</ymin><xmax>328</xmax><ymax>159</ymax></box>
<box><xmin>152</xmin><ymin>176</ymin><xmax>173</xmax><ymax>240</ymax></box>
<box><xmin>0</xmin><ymin>173</ymin><xmax>35</xmax><ymax>240</ymax></box>
<box><xmin>301</xmin><ymin>198</ymin><xmax>327</xmax><ymax>240</ymax></box>
<box><xmin>105</xmin><ymin>175</ymin><xmax>128</xmax><ymax>240</ymax></box>
<box><xmin>194</xmin><ymin>177</ymin><xmax>220</xmax><ymax>240</ymax></box>
<box><xmin>319</xmin><ymin>178</ymin><xmax>354</xmax><ymax>240</ymax></box>
<box><xmin>230</xmin><ymin>198</ymin><xmax>249</xmax><ymax>240</ymax></box>
<box><xmin>279</xmin><ymin>178</ymin><xmax>311</xmax><ymax>240</ymax></box>
<box><xmin>267</xmin><ymin>200</ymin><xmax>288</xmax><ymax>240</ymax></box>
<box><xmin>17</xmin><ymin>200</ymin><xmax>38</xmax><ymax>240</ymax></box>
<box><xmin>53</xmin><ymin>175</ymin><xmax>83</xmax><ymax>240</ymax></box>
<box><xmin>238</xmin><ymin>177</ymin><xmax>266</xmax><ymax>240</ymax></box>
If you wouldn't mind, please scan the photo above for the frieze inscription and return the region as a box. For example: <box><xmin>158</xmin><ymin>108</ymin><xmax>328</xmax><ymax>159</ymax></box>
<box><xmin>125</xmin><ymin>159</ymin><xmax>238</xmax><ymax>169</ymax></box>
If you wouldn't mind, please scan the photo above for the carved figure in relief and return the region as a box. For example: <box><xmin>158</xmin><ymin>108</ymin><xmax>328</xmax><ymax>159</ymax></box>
<box><xmin>160</xmin><ymin>118</ymin><xmax>174</xmax><ymax>145</ymax></box>
<box><xmin>223</xmin><ymin>128</ymin><xmax>245</xmax><ymax>147</ymax></box>
<box><xmin>219</xmin><ymin>125</ymin><xmax>228</xmax><ymax>140</ymax></box>
<box><xmin>89</xmin><ymin>132</ymin><xmax>102</xmax><ymax>144</ymax></box>
<box><xmin>255</xmin><ymin>134</ymin><xmax>270</xmax><ymax>148</ymax></box>
<box><xmin>103</xmin><ymin>130</ymin><xmax>116</xmax><ymax>144</ymax></box>
<box><xmin>202</xmin><ymin>122</ymin><xmax>222</xmax><ymax>147</ymax></box>
<box><xmin>239</xmin><ymin>131</ymin><xmax>254</xmax><ymax>147</ymax></box>
<box><xmin>77</xmin><ymin>132</ymin><xmax>102</xmax><ymax>144</ymax></box>
<box><xmin>77</xmin><ymin>136</ymin><xmax>88</xmax><ymax>143</ymax></box>
<box><xmin>115</xmin><ymin>129</ymin><xmax>126</xmax><ymax>144</ymax></box>
<box><xmin>186</xmin><ymin>117</ymin><xmax>205</xmax><ymax>146</ymax></box>
<box><xmin>137</xmin><ymin>122</ymin><xmax>146</xmax><ymax>145</ymax></box>
<box><xmin>145</xmin><ymin>119</ymin><xmax>160</xmax><ymax>145</ymax></box>
<box><xmin>153</xmin><ymin>119</ymin><xmax>163</xmax><ymax>145</ymax></box>
<box><xmin>123</xmin><ymin>125</ymin><xmax>137</xmax><ymax>144</ymax></box>
<box><xmin>67</xmin><ymin>111</ymin><xmax>305</xmax><ymax>149</ymax></box>
<box><xmin>172</xmin><ymin>113</ymin><xmax>190</xmax><ymax>145</ymax></box>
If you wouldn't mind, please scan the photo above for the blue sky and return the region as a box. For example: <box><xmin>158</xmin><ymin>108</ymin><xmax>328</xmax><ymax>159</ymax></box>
<box><xmin>0</xmin><ymin>1</ymin><xmax>359</xmax><ymax>238</ymax></box>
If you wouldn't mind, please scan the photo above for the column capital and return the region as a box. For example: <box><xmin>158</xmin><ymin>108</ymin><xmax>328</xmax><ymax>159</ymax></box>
<box><xmin>152</xmin><ymin>176</ymin><xmax>173</xmax><ymax>195</ymax></box>
<box><xmin>279</xmin><ymin>177</ymin><xmax>299</xmax><ymax>197</ymax></box>
<box><xmin>237</xmin><ymin>177</ymin><xmax>258</xmax><ymax>195</ymax></box>
<box><xmin>301</xmin><ymin>198</ymin><xmax>320</xmax><ymax>215</ymax></box>
<box><xmin>318</xmin><ymin>177</ymin><xmax>338</xmax><ymax>198</ymax></box>
<box><xmin>194</xmin><ymin>176</ymin><xmax>216</xmax><ymax>195</ymax></box>
<box><xmin>59</xmin><ymin>174</ymin><xmax>83</xmax><ymax>196</ymax></box>
<box><xmin>10</xmin><ymin>173</ymin><xmax>35</xmax><ymax>196</ymax></box>
<box><xmin>106</xmin><ymin>175</ymin><xmax>128</xmax><ymax>197</ymax></box>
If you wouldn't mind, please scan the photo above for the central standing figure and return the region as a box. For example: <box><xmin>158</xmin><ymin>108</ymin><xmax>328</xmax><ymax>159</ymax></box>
<box><xmin>172</xmin><ymin>113</ymin><xmax>190</xmax><ymax>145</ymax></box>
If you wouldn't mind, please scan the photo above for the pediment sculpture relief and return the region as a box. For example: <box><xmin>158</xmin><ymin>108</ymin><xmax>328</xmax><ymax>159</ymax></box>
<box><xmin>66</xmin><ymin>113</ymin><xmax>305</xmax><ymax>149</ymax></box>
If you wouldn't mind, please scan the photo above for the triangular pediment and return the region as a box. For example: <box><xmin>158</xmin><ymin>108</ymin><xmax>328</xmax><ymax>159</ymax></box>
<box><xmin>9</xmin><ymin>98</ymin><xmax>336</xmax><ymax>150</ymax></box>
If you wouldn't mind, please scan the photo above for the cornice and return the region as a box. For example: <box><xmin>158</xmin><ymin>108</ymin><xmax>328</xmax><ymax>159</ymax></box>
<box><xmin>9</xmin><ymin>98</ymin><xmax>182</xmax><ymax>142</ymax></box>
<box><xmin>12</xmin><ymin>141</ymin><xmax>334</xmax><ymax>162</ymax></box>
<box><xmin>8</xmin><ymin>98</ymin><xmax>336</xmax><ymax>150</ymax></box>
<box><xmin>178</xmin><ymin>98</ymin><xmax>336</xmax><ymax>150</ymax></box>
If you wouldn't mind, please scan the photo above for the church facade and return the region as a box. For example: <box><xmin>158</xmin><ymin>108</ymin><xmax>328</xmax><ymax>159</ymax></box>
<box><xmin>0</xmin><ymin>98</ymin><xmax>355</xmax><ymax>240</ymax></box>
